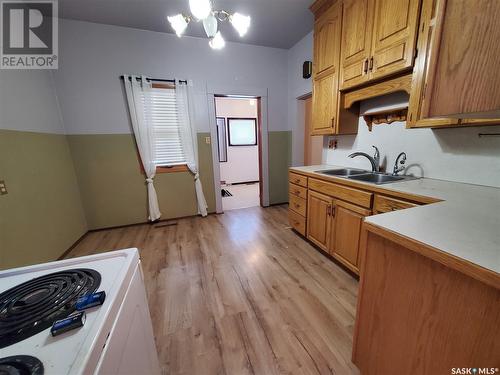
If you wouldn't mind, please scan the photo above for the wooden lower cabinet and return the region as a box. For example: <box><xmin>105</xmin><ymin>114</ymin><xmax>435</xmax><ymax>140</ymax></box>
<box><xmin>330</xmin><ymin>201</ymin><xmax>371</xmax><ymax>272</ymax></box>
<box><xmin>307</xmin><ymin>190</ymin><xmax>332</xmax><ymax>251</ymax></box>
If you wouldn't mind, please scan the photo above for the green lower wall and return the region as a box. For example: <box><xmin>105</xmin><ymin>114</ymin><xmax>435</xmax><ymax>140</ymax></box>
<box><xmin>67</xmin><ymin>133</ymin><xmax>216</xmax><ymax>230</ymax></box>
<box><xmin>268</xmin><ymin>131</ymin><xmax>292</xmax><ymax>205</ymax></box>
<box><xmin>0</xmin><ymin>130</ymin><xmax>87</xmax><ymax>269</ymax></box>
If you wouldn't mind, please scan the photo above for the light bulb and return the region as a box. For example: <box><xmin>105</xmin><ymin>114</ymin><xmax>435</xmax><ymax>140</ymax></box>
<box><xmin>231</xmin><ymin>13</ymin><xmax>251</xmax><ymax>37</ymax></box>
<box><xmin>209</xmin><ymin>31</ymin><xmax>225</xmax><ymax>50</ymax></box>
<box><xmin>203</xmin><ymin>14</ymin><xmax>218</xmax><ymax>38</ymax></box>
<box><xmin>167</xmin><ymin>14</ymin><xmax>189</xmax><ymax>37</ymax></box>
<box><xmin>189</xmin><ymin>0</ymin><xmax>211</xmax><ymax>20</ymax></box>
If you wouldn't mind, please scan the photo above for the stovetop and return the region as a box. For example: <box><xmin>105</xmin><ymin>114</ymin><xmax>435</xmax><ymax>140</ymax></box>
<box><xmin>0</xmin><ymin>249</ymin><xmax>139</xmax><ymax>375</ymax></box>
<box><xmin>0</xmin><ymin>268</ymin><xmax>101</xmax><ymax>348</ymax></box>
<box><xmin>0</xmin><ymin>355</ymin><xmax>44</xmax><ymax>375</ymax></box>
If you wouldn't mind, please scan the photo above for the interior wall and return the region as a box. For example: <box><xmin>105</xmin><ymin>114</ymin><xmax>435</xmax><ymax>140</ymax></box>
<box><xmin>53</xmin><ymin>19</ymin><xmax>291</xmax><ymax>211</ymax></box>
<box><xmin>287</xmin><ymin>31</ymin><xmax>313</xmax><ymax>167</ymax></box>
<box><xmin>0</xmin><ymin>71</ymin><xmax>87</xmax><ymax>269</ymax></box>
<box><xmin>215</xmin><ymin>97</ymin><xmax>259</xmax><ymax>184</ymax></box>
<box><xmin>287</xmin><ymin>32</ymin><xmax>500</xmax><ymax>188</ymax></box>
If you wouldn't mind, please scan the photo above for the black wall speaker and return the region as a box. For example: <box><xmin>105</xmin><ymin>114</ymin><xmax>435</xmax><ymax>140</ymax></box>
<box><xmin>303</xmin><ymin>61</ymin><xmax>312</xmax><ymax>79</ymax></box>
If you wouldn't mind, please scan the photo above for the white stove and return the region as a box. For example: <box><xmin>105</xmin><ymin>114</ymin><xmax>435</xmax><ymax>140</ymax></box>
<box><xmin>0</xmin><ymin>249</ymin><xmax>160</xmax><ymax>375</ymax></box>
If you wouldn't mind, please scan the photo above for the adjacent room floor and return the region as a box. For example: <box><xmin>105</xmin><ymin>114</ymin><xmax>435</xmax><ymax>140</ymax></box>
<box><xmin>221</xmin><ymin>182</ymin><xmax>260</xmax><ymax>211</ymax></box>
<box><xmin>67</xmin><ymin>205</ymin><xmax>360</xmax><ymax>375</ymax></box>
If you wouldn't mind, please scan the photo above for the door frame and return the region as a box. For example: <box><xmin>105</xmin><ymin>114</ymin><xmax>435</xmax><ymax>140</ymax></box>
<box><xmin>207</xmin><ymin>86</ymin><xmax>269</xmax><ymax>213</ymax></box>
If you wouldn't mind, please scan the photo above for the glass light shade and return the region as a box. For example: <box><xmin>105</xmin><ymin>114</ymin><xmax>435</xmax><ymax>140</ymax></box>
<box><xmin>167</xmin><ymin>14</ymin><xmax>188</xmax><ymax>37</ymax></box>
<box><xmin>189</xmin><ymin>0</ymin><xmax>211</xmax><ymax>20</ymax></box>
<box><xmin>203</xmin><ymin>14</ymin><xmax>218</xmax><ymax>38</ymax></box>
<box><xmin>231</xmin><ymin>12</ymin><xmax>251</xmax><ymax>37</ymax></box>
<box><xmin>209</xmin><ymin>31</ymin><xmax>225</xmax><ymax>49</ymax></box>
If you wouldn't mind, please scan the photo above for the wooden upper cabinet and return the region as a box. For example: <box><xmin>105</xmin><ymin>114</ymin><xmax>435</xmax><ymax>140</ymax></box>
<box><xmin>311</xmin><ymin>1</ymin><xmax>342</xmax><ymax>135</ymax></box>
<box><xmin>307</xmin><ymin>190</ymin><xmax>332</xmax><ymax>251</ymax></box>
<box><xmin>339</xmin><ymin>0</ymin><xmax>420</xmax><ymax>90</ymax></box>
<box><xmin>407</xmin><ymin>0</ymin><xmax>500</xmax><ymax>128</ymax></box>
<box><xmin>420</xmin><ymin>0</ymin><xmax>500</xmax><ymax>119</ymax></box>
<box><xmin>370</xmin><ymin>0</ymin><xmax>420</xmax><ymax>80</ymax></box>
<box><xmin>340</xmin><ymin>0</ymin><xmax>373</xmax><ymax>90</ymax></box>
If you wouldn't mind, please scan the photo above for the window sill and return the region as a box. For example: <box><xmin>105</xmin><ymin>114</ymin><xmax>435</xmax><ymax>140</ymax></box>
<box><xmin>156</xmin><ymin>164</ymin><xmax>189</xmax><ymax>174</ymax></box>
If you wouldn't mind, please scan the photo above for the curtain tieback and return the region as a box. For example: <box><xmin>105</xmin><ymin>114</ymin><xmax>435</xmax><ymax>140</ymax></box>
<box><xmin>146</xmin><ymin>178</ymin><xmax>154</xmax><ymax>184</ymax></box>
<box><xmin>194</xmin><ymin>173</ymin><xmax>200</xmax><ymax>181</ymax></box>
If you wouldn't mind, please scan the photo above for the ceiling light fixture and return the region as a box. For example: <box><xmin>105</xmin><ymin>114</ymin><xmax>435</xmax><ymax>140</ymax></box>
<box><xmin>167</xmin><ymin>14</ymin><xmax>190</xmax><ymax>37</ymax></box>
<box><xmin>209</xmin><ymin>31</ymin><xmax>225</xmax><ymax>49</ymax></box>
<box><xmin>167</xmin><ymin>1</ymin><xmax>251</xmax><ymax>50</ymax></box>
<box><xmin>189</xmin><ymin>0</ymin><xmax>212</xmax><ymax>20</ymax></box>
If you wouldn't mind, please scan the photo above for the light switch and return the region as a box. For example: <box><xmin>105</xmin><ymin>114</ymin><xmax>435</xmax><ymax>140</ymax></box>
<box><xmin>205</xmin><ymin>136</ymin><xmax>211</xmax><ymax>144</ymax></box>
<box><xmin>0</xmin><ymin>180</ymin><xmax>7</xmax><ymax>195</ymax></box>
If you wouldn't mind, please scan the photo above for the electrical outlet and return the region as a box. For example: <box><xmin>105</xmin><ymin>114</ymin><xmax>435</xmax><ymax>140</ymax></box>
<box><xmin>328</xmin><ymin>138</ymin><xmax>338</xmax><ymax>149</ymax></box>
<box><xmin>205</xmin><ymin>136</ymin><xmax>211</xmax><ymax>144</ymax></box>
<box><xmin>0</xmin><ymin>180</ymin><xmax>7</xmax><ymax>195</ymax></box>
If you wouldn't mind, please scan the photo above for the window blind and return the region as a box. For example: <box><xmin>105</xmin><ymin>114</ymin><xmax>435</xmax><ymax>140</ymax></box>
<box><xmin>143</xmin><ymin>87</ymin><xmax>187</xmax><ymax>166</ymax></box>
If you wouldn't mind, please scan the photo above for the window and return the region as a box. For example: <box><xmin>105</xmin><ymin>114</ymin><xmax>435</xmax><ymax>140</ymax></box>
<box><xmin>144</xmin><ymin>85</ymin><xmax>187</xmax><ymax>168</ymax></box>
<box><xmin>227</xmin><ymin>118</ymin><xmax>257</xmax><ymax>146</ymax></box>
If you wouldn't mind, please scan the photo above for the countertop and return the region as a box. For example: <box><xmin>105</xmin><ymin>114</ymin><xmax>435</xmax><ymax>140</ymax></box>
<box><xmin>290</xmin><ymin>165</ymin><xmax>500</xmax><ymax>276</ymax></box>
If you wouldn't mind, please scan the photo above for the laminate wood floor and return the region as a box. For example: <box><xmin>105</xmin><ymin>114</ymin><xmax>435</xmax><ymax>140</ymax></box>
<box><xmin>68</xmin><ymin>205</ymin><xmax>360</xmax><ymax>375</ymax></box>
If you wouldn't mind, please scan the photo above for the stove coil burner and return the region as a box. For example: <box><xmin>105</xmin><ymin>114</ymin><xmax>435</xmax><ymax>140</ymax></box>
<box><xmin>0</xmin><ymin>269</ymin><xmax>101</xmax><ymax>348</ymax></box>
<box><xmin>0</xmin><ymin>355</ymin><xmax>44</xmax><ymax>375</ymax></box>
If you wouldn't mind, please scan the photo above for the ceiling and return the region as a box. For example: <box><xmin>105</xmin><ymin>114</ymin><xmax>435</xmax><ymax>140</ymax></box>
<box><xmin>58</xmin><ymin>0</ymin><xmax>314</xmax><ymax>49</ymax></box>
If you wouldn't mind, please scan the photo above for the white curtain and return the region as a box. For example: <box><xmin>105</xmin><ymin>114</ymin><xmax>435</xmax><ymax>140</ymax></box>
<box><xmin>176</xmin><ymin>80</ymin><xmax>208</xmax><ymax>217</ymax></box>
<box><xmin>123</xmin><ymin>75</ymin><xmax>162</xmax><ymax>221</ymax></box>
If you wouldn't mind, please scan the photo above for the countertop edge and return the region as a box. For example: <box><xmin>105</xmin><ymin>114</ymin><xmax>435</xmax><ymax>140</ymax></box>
<box><xmin>363</xmin><ymin>222</ymin><xmax>500</xmax><ymax>290</ymax></box>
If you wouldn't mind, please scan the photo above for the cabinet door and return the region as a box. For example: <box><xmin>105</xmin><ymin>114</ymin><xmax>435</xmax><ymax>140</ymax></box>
<box><xmin>407</xmin><ymin>0</ymin><xmax>500</xmax><ymax>128</ymax></box>
<box><xmin>369</xmin><ymin>0</ymin><xmax>420</xmax><ymax>81</ymax></box>
<box><xmin>339</xmin><ymin>0</ymin><xmax>373</xmax><ymax>90</ymax></box>
<box><xmin>311</xmin><ymin>2</ymin><xmax>342</xmax><ymax>134</ymax></box>
<box><xmin>420</xmin><ymin>0</ymin><xmax>500</xmax><ymax>119</ymax></box>
<box><xmin>330</xmin><ymin>201</ymin><xmax>370</xmax><ymax>271</ymax></box>
<box><xmin>307</xmin><ymin>190</ymin><xmax>332</xmax><ymax>251</ymax></box>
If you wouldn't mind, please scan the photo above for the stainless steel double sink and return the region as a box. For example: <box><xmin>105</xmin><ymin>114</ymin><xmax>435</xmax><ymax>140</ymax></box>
<box><xmin>316</xmin><ymin>168</ymin><xmax>416</xmax><ymax>185</ymax></box>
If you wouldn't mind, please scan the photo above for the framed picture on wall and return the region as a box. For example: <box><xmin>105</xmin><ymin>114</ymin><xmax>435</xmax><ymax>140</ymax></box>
<box><xmin>216</xmin><ymin>117</ymin><xmax>228</xmax><ymax>162</ymax></box>
<box><xmin>227</xmin><ymin>118</ymin><xmax>257</xmax><ymax>146</ymax></box>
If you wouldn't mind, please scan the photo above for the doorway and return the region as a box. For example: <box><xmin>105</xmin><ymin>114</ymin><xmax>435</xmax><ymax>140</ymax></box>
<box><xmin>302</xmin><ymin>95</ymin><xmax>323</xmax><ymax>166</ymax></box>
<box><xmin>214</xmin><ymin>96</ymin><xmax>261</xmax><ymax>211</ymax></box>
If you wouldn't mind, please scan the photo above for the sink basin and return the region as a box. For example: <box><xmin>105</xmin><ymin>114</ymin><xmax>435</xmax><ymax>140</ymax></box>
<box><xmin>347</xmin><ymin>173</ymin><xmax>408</xmax><ymax>184</ymax></box>
<box><xmin>317</xmin><ymin>168</ymin><xmax>369</xmax><ymax>177</ymax></box>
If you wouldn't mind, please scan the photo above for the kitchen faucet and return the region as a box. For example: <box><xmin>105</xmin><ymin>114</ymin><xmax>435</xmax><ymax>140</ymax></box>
<box><xmin>392</xmin><ymin>152</ymin><xmax>407</xmax><ymax>176</ymax></box>
<box><xmin>348</xmin><ymin>146</ymin><xmax>380</xmax><ymax>172</ymax></box>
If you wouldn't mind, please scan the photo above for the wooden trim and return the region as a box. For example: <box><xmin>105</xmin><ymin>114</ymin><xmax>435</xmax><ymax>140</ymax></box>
<box><xmin>57</xmin><ymin>231</ymin><xmax>88</xmax><ymax>260</ymax></box>
<box><xmin>363</xmin><ymin>221</ymin><xmax>500</xmax><ymax>290</ymax></box>
<box><xmin>343</xmin><ymin>73</ymin><xmax>412</xmax><ymax>109</ymax></box>
<box><xmin>156</xmin><ymin>164</ymin><xmax>190</xmax><ymax>173</ymax></box>
<box><xmin>289</xmin><ymin>168</ymin><xmax>440</xmax><ymax>205</ymax></box>
<box><xmin>309</xmin><ymin>0</ymin><xmax>337</xmax><ymax>16</ymax></box>
<box><xmin>152</xmin><ymin>82</ymin><xmax>175</xmax><ymax>89</ymax></box>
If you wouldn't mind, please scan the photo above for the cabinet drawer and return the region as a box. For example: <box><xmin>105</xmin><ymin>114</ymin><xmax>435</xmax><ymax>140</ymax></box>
<box><xmin>289</xmin><ymin>194</ymin><xmax>307</xmax><ymax>216</ymax></box>
<box><xmin>374</xmin><ymin>194</ymin><xmax>418</xmax><ymax>213</ymax></box>
<box><xmin>289</xmin><ymin>172</ymin><xmax>308</xmax><ymax>187</ymax></box>
<box><xmin>289</xmin><ymin>210</ymin><xmax>306</xmax><ymax>236</ymax></box>
<box><xmin>289</xmin><ymin>183</ymin><xmax>307</xmax><ymax>199</ymax></box>
<box><xmin>308</xmin><ymin>178</ymin><xmax>372</xmax><ymax>208</ymax></box>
